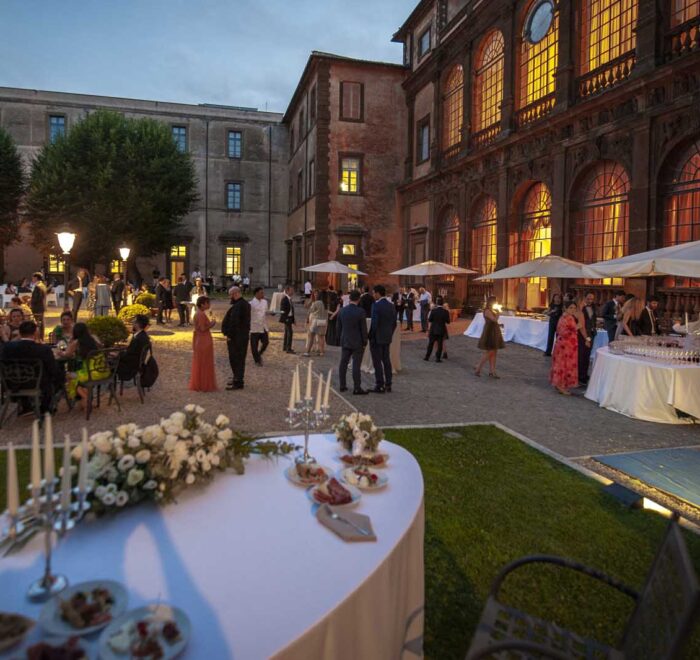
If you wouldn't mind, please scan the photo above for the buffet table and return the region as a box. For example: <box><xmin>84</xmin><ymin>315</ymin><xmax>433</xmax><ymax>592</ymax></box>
<box><xmin>585</xmin><ymin>347</ymin><xmax>700</xmax><ymax>424</ymax></box>
<box><xmin>0</xmin><ymin>435</ymin><xmax>424</xmax><ymax>659</ymax></box>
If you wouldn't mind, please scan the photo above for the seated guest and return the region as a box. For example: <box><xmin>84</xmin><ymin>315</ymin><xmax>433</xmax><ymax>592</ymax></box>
<box><xmin>5</xmin><ymin>282</ymin><xmax>17</xmax><ymax>296</ymax></box>
<box><xmin>10</xmin><ymin>296</ymin><xmax>33</xmax><ymax>322</ymax></box>
<box><xmin>60</xmin><ymin>322</ymin><xmax>107</xmax><ymax>401</ymax></box>
<box><xmin>0</xmin><ymin>310</ymin><xmax>9</xmax><ymax>344</ymax></box>
<box><xmin>117</xmin><ymin>314</ymin><xmax>151</xmax><ymax>381</ymax></box>
<box><xmin>51</xmin><ymin>310</ymin><xmax>75</xmax><ymax>344</ymax></box>
<box><xmin>1</xmin><ymin>320</ymin><xmax>65</xmax><ymax>413</ymax></box>
<box><xmin>17</xmin><ymin>278</ymin><xmax>31</xmax><ymax>293</ymax></box>
<box><xmin>638</xmin><ymin>295</ymin><xmax>661</xmax><ymax>336</ymax></box>
<box><xmin>6</xmin><ymin>308</ymin><xmax>24</xmax><ymax>341</ymax></box>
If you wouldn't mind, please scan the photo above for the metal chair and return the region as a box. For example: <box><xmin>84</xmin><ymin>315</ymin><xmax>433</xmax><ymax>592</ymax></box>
<box><xmin>466</xmin><ymin>517</ymin><xmax>699</xmax><ymax>660</ymax></box>
<box><xmin>82</xmin><ymin>349</ymin><xmax>121</xmax><ymax>420</ymax></box>
<box><xmin>118</xmin><ymin>343</ymin><xmax>150</xmax><ymax>404</ymax></box>
<box><xmin>0</xmin><ymin>359</ymin><xmax>43</xmax><ymax>428</ymax></box>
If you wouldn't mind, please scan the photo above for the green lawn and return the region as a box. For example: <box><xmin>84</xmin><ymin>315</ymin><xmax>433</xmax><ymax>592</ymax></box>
<box><xmin>2</xmin><ymin>429</ymin><xmax>699</xmax><ymax>658</ymax></box>
<box><xmin>384</xmin><ymin>426</ymin><xmax>700</xmax><ymax>659</ymax></box>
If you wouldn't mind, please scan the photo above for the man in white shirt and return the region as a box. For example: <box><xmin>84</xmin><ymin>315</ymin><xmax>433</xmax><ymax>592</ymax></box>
<box><xmin>304</xmin><ymin>279</ymin><xmax>312</xmax><ymax>300</ymax></box>
<box><xmin>191</xmin><ymin>266</ymin><xmax>202</xmax><ymax>283</ymax></box>
<box><xmin>418</xmin><ymin>287</ymin><xmax>432</xmax><ymax>333</ymax></box>
<box><xmin>249</xmin><ymin>286</ymin><xmax>270</xmax><ymax>366</ymax></box>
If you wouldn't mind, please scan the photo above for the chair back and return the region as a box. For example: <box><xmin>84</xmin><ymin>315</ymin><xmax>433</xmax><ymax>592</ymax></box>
<box><xmin>0</xmin><ymin>359</ymin><xmax>43</xmax><ymax>393</ymax></box>
<box><xmin>0</xmin><ymin>284</ymin><xmax>6</xmax><ymax>295</ymax></box>
<box><xmin>623</xmin><ymin>519</ymin><xmax>700</xmax><ymax>659</ymax></box>
<box><xmin>85</xmin><ymin>349</ymin><xmax>119</xmax><ymax>384</ymax></box>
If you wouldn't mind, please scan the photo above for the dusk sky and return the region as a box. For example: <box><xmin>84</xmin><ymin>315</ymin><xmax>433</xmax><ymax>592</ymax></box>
<box><xmin>1</xmin><ymin>0</ymin><xmax>416</xmax><ymax>113</ymax></box>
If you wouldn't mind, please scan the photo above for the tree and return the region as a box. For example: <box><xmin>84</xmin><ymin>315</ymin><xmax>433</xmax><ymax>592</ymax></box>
<box><xmin>26</xmin><ymin>110</ymin><xmax>198</xmax><ymax>266</ymax></box>
<box><xmin>0</xmin><ymin>127</ymin><xmax>25</xmax><ymax>276</ymax></box>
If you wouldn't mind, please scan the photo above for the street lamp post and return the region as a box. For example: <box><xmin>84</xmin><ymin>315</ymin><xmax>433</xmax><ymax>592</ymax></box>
<box><xmin>119</xmin><ymin>245</ymin><xmax>130</xmax><ymax>306</ymax></box>
<box><xmin>56</xmin><ymin>227</ymin><xmax>76</xmax><ymax>311</ymax></box>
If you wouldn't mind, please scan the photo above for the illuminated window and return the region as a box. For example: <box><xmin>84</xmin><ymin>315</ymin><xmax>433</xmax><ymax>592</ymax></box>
<box><xmin>341</xmin><ymin>244</ymin><xmax>356</xmax><ymax>256</ymax></box>
<box><xmin>471</xmin><ymin>196</ymin><xmax>498</xmax><ymax>275</ymax></box>
<box><xmin>517</xmin><ymin>183</ymin><xmax>552</xmax><ymax>264</ymax></box>
<box><xmin>340</xmin><ymin>82</ymin><xmax>363</xmax><ymax>121</ymax></box>
<box><xmin>417</xmin><ymin>115</ymin><xmax>430</xmax><ymax>163</ymax></box>
<box><xmin>228</xmin><ymin>131</ymin><xmax>242</xmax><ymax>158</ymax></box>
<box><xmin>224</xmin><ymin>246</ymin><xmax>242</xmax><ymax>276</ymax></box>
<box><xmin>442</xmin><ymin>66</ymin><xmax>463</xmax><ymax>153</ymax></box>
<box><xmin>519</xmin><ymin>1</ymin><xmax>559</xmax><ymax>108</ymax></box>
<box><xmin>340</xmin><ymin>156</ymin><xmax>361</xmax><ymax>194</ymax></box>
<box><xmin>580</xmin><ymin>0</ymin><xmax>638</xmax><ymax>75</ymax></box>
<box><xmin>170</xmin><ymin>245</ymin><xmax>187</xmax><ymax>257</ymax></box>
<box><xmin>473</xmin><ymin>32</ymin><xmax>504</xmax><ymax>134</ymax></box>
<box><xmin>418</xmin><ymin>27</ymin><xmax>431</xmax><ymax>58</ymax></box>
<box><xmin>110</xmin><ymin>259</ymin><xmax>121</xmax><ymax>275</ymax></box>
<box><xmin>573</xmin><ymin>161</ymin><xmax>629</xmax><ymax>267</ymax></box>
<box><xmin>172</xmin><ymin>126</ymin><xmax>187</xmax><ymax>153</ymax></box>
<box><xmin>439</xmin><ymin>210</ymin><xmax>460</xmax><ymax>278</ymax></box>
<box><xmin>49</xmin><ymin>115</ymin><xmax>65</xmax><ymax>143</ymax></box>
<box><xmin>662</xmin><ymin>140</ymin><xmax>700</xmax><ymax>287</ymax></box>
<box><xmin>227</xmin><ymin>182</ymin><xmax>242</xmax><ymax>211</ymax></box>
<box><xmin>48</xmin><ymin>254</ymin><xmax>65</xmax><ymax>273</ymax></box>
<box><xmin>348</xmin><ymin>264</ymin><xmax>359</xmax><ymax>289</ymax></box>
<box><xmin>672</xmin><ymin>0</ymin><xmax>700</xmax><ymax>25</ymax></box>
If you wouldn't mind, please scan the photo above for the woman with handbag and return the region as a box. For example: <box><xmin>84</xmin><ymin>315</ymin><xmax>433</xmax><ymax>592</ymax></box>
<box><xmin>303</xmin><ymin>290</ymin><xmax>327</xmax><ymax>357</ymax></box>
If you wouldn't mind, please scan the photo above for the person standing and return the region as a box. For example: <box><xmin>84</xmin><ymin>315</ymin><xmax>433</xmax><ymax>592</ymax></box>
<box><xmin>601</xmin><ymin>290</ymin><xmax>626</xmax><ymax>343</ymax></box>
<box><xmin>304</xmin><ymin>279</ymin><xmax>312</xmax><ymax>301</ymax></box>
<box><xmin>359</xmin><ymin>286</ymin><xmax>374</xmax><ymax>318</ymax></box>
<box><xmin>304</xmin><ymin>290</ymin><xmax>327</xmax><ymax>357</ymax></box>
<box><xmin>221</xmin><ymin>286</ymin><xmax>251</xmax><ymax>390</ymax></box>
<box><xmin>475</xmin><ymin>296</ymin><xmax>504</xmax><ymax>378</ymax></box>
<box><xmin>404</xmin><ymin>288</ymin><xmax>416</xmax><ymax>331</ymax></box>
<box><xmin>173</xmin><ymin>274</ymin><xmax>190</xmax><ymax>327</ymax></box>
<box><xmin>155</xmin><ymin>277</ymin><xmax>166</xmax><ymax>325</ymax></box>
<box><xmin>337</xmin><ymin>289</ymin><xmax>368</xmax><ymax>395</ymax></box>
<box><xmin>30</xmin><ymin>272</ymin><xmax>47</xmax><ymax>340</ymax></box>
<box><xmin>543</xmin><ymin>293</ymin><xmax>563</xmax><ymax>356</ymax></box>
<box><xmin>162</xmin><ymin>279</ymin><xmax>174</xmax><ymax>324</ymax></box>
<box><xmin>392</xmin><ymin>288</ymin><xmax>405</xmax><ymax>328</ymax></box>
<box><xmin>616</xmin><ymin>297</ymin><xmax>644</xmax><ymax>338</ymax></box>
<box><xmin>95</xmin><ymin>275</ymin><xmax>112</xmax><ymax>316</ymax></box>
<box><xmin>550</xmin><ymin>300</ymin><xmax>580</xmax><ymax>395</ymax></box>
<box><xmin>191</xmin><ymin>265</ymin><xmax>203</xmax><ymax>283</ymax></box>
<box><xmin>249</xmin><ymin>286</ymin><xmax>270</xmax><ymax>366</ymax></box>
<box><xmin>578</xmin><ymin>291</ymin><xmax>597</xmax><ymax>385</ymax></box>
<box><xmin>418</xmin><ymin>287</ymin><xmax>432</xmax><ymax>333</ymax></box>
<box><xmin>424</xmin><ymin>296</ymin><xmax>451</xmax><ymax>362</ymax></box>
<box><xmin>639</xmin><ymin>295</ymin><xmax>661</xmax><ymax>336</ymax></box>
<box><xmin>280</xmin><ymin>285</ymin><xmax>295</xmax><ymax>354</ymax></box>
<box><xmin>326</xmin><ymin>286</ymin><xmax>340</xmax><ymax>347</ymax></box>
<box><xmin>369</xmin><ymin>285</ymin><xmax>396</xmax><ymax>393</ymax></box>
<box><xmin>111</xmin><ymin>273</ymin><xmax>125</xmax><ymax>315</ymax></box>
<box><xmin>189</xmin><ymin>296</ymin><xmax>217</xmax><ymax>392</ymax></box>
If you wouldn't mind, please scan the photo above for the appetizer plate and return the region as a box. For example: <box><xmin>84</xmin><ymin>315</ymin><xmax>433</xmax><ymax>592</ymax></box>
<box><xmin>39</xmin><ymin>580</ymin><xmax>128</xmax><ymax>638</ymax></box>
<box><xmin>306</xmin><ymin>482</ymin><xmax>362</xmax><ymax>508</ymax></box>
<box><xmin>27</xmin><ymin>637</ymin><xmax>88</xmax><ymax>659</ymax></box>
<box><xmin>98</xmin><ymin>603</ymin><xmax>190</xmax><ymax>660</ymax></box>
<box><xmin>337</xmin><ymin>467</ymin><xmax>389</xmax><ymax>491</ymax></box>
<box><xmin>0</xmin><ymin>612</ymin><xmax>35</xmax><ymax>652</ymax></box>
<box><xmin>284</xmin><ymin>463</ymin><xmax>334</xmax><ymax>487</ymax></box>
<box><xmin>335</xmin><ymin>450</ymin><xmax>390</xmax><ymax>469</ymax></box>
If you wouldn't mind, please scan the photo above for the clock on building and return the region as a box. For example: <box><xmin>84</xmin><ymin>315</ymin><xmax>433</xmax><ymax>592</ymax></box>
<box><xmin>524</xmin><ymin>0</ymin><xmax>554</xmax><ymax>45</ymax></box>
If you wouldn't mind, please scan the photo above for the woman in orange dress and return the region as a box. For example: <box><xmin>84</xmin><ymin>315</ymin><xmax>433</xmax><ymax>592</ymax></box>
<box><xmin>550</xmin><ymin>300</ymin><xmax>579</xmax><ymax>395</ymax></box>
<box><xmin>189</xmin><ymin>296</ymin><xmax>217</xmax><ymax>392</ymax></box>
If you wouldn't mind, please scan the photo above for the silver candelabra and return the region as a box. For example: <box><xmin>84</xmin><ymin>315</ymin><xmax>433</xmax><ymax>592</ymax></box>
<box><xmin>287</xmin><ymin>397</ymin><xmax>330</xmax><ymax>465</ymax></box>
<box><xmin>1</xmin><ymin>478</ymin><xmax>91</xmax><ymax>601</ymax></box>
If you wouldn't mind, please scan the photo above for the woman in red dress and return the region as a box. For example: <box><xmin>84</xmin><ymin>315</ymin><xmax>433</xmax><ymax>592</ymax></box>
<box><xmin>189</xmin><ymin>296</ymin><xmax>218</xmax><ymax>392</ymax></box>
<box><xmin>550</xmin><ymin>300</ymin><xmax>579</xmax><ymax>395</ymax></box>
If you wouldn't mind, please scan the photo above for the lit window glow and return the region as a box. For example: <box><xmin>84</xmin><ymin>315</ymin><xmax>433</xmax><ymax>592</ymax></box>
<box><xmin>443</xmin><ymin>66</ymin><xmax>464</xmax><ymax>151</ymax></box>
<box><xmin>224</xmin><ymin>246</ymin><xmax>242</xmax><ymax>276</ymax></box>
<box><xmin>519</xmin><ymin>4</ymin><xmax>558</xmax><ymax>108</ymax></box>
<box><xmin>672</xmin><ymin>0</ymin><xmax>699</xmax><ymax>25</ymax></box>
<box><xmin>170</xmin><ymin>245</ymin><xmax>187</xmax><ymax>257</ymax></box>
<box><xmin>341</xmin><ymin>243</ymin><xmax>356</xmax><ymax>255</ymax></box>
<box><xmin>340</xmin><ymin>157</ymin><xmax>360</xmax><ymax>194</ymax></box>
<box><xmin>580</xmin><ymin>0</ymin><xmax>638</xmax><ymax>74</ymax></box>
<box><xmin>471</xmin><ymin>197</ymin><xmax>498</xmax><ymax>275</ymax></box>
<box><xmin>48</xmin><ymin>254</ymin><xmax>65</xmax><ymax>274</ymax></box>
<box><xmin>473</xmin><ymin>32</ymin><xmax>504</xmax><ymax>134</ymax></box>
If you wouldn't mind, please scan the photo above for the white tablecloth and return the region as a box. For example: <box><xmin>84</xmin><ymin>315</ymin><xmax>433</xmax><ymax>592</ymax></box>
<box><xmin>585</xmin><ymin>347</ymin><xmax>700</xmax><ymax>424</ymax></box>
<box><xmin>361</xmin><ymin>323</ymin><xmax>403</xmax><ymax>375</ymax></box>
<box><xmin>270</xmin><ymin>292</ymin><xmax>286</xmax><ymax>314</ymax></box>
<box><xmin>0</xmin><ymin>435</ymin><xmax>424</xmax><ymax>659</ymax></box>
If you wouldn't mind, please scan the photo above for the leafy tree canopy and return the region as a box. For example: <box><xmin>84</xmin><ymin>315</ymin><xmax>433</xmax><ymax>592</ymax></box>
<box><xmin>0</xmin><ymin>127</ymin><xmax>25</xmax><ymax>248</ymax></box>
<box><xmin>26</xmin><ymin>110</ymin><xmax>198</xmax><ymax>265</ymax></box>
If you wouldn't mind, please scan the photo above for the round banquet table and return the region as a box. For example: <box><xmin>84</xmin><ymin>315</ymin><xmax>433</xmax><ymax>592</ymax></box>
<box><xmin>0</xmin><ymin>434</ymin><xmax>424</xmax><ymax>660</ymax></box>
<box><xmin>585</xmin><ymin>347</ymin><xmax>700</xmax><ymax>424</ymax></box>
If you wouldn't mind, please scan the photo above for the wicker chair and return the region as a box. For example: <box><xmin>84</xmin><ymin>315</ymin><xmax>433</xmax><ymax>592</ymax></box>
<box><xmin>0</xmin><ymin>359</ymin><xmax>43</xmax><ymax>427</ymax></box>
<box><xmin>466</xmin><ymin>518</ymin><xmax>699</xmax><ymax>659</ymax></box>
<box><xmin>83</xmin><ymin>349</ymin><xmax>121</xmax><ymax>420</ymax></box>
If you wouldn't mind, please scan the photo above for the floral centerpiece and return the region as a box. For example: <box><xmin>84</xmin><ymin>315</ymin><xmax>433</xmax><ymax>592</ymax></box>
<box><xmin>72</xmin><ymin>405</ymin><xmax>297</xmax><ymax>514</ymax></box>
<box><xmin>333</xmin><ymin>412</ymin><xmax>383</xmax><ymax>457</ymax></box>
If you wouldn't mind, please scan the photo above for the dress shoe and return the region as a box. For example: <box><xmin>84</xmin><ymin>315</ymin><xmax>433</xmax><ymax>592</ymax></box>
<box><xmin>371</xmin><ymin>386</ymin><xmax>385</xmax><ymax>394</ymax></box>
<box><xmin>225</xmin><ymin>383</ymin><xmax>235</xmax><ymax>390</ymax></box>
<box><xmin>385</xmin><ymin>385</ymin><xmax>392</xmax><ymax>392</ymax></box>
<box><xmin>339</xmin><ymin>386</ymin><xmax>348</xmax><ymax>392</ymax></box>
<box><xmin>435</xmin><ymin>358</ymin><xmax>442</xmax><ymax>363</ymax></box>
<box><xmin>423</xmin><ymin>356</ymin><xmax>430</xmax><ymax>361</ymax></box>
<box><xmin>353</xmin><ymin>388</ymin><xmax>369</xmax><ymax>395</ymax></box>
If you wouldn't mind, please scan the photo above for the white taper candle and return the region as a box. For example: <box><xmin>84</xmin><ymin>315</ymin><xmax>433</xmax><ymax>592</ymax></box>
<box><xmin>323</xmin><ymin>368</ymin><xmax>332</xmax><ymax>408</ymax></box>
<box><xmin>43</xmin><ymin>414</ymin><xmax>54</xmax><ymax>483</ymax></box>
<box><xmin>7</xmin><ymin>443</ymin><xmax>19</xmax><ymax>516</ymax></box>
<box><xmin>294</xmin><ymin>364</ymin><xmax>301</xmax><ymax>402</ymax></box>
<box><xmin>78</xmin><ymin>428</ymin><xmax>89</xmax><ymax>494</ymax></box>
<box><xmin>31</xmin><ymin>420</ymin><xmax>42</xmax><ymax>493</ymax></box>
<box><xmin>305</xmin><ymin>360</ymin><xmax>313</xmax><ymax>400</ymax></box>
<box><xmin>314</xmin><ymin>374</ymin><xmax>323</xmax><ymax>413</ymax></box>
<box><xmin>61</xmin><ymin>435</ymin><xmax>71</xmax><ymax>510</ymax></box>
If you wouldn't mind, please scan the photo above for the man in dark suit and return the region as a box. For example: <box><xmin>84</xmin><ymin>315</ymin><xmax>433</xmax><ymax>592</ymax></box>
<box><xmin>578</xmin><ymin>291</ymin><xmax>597</xmax><ymax>385</ymax></box>
<box><xmin>424</xmin><ymin>297</ymin><xmax>451</xmax><ymax>362</ymax></box>
<box><xmin>30</xmin><ymin>272</ymin><xmax>47</xmax><ymax>340</ymax></box>
<box><xmin>111</xmin><ymin>274</ymin><xmax>125</xmax><ymax>315</ymax></box>
<box><xmin>221</xmin><ymin>286</ymin><xmax>251</xmax><ymax>390</ymax></box>
<box><xmin>601</xmin><ymin>290</ymin><xmax>625</xmax><ymax>343</ymax></box>
<box><xmin>337</xmin><ymin>289</ymin><xmax>368</xmax><ymax>395</ymax></box>
<box><xmin>639</xmin><ymin>295</ymin><xmax>661</xmax><ymax>336</ymax></box>
<box><xmin>155</xmin><ymin>277</ymin><xmax>166</xmax><ymax>325</ymax></box>
<box><xmin>1</xmin><ymin>320</ymin><xmax>65</xmax><ymax>413</ymax></box>
<box><xmin>279</xmin><ymin>286</ymin><xmax>295</xmax><ymax>353</ymax></box>
<box><xmin>404</xmin><ymin>289</ymin><xmax>416</xmax><ymax>331</ymax></box>
<box><xmin>172</xmin><ymin>274</ymin><xmax>190</xmax><ymax>327</ymax></box>
<box><xmin>392</xmin><ymin>288</ymin><xmax>405</xmax><ymax>327</ymax></box>
<box><xmin>117</xmin><ymin>314</ymin><xmax>151</xmax><ymax>381</ymax></box>
<box><xmin>68</xmin><ymin>270</ymin><xmax>85</xmax><ymax>319</ymax></box>
<box><xmin>369</xmin><ymin>285</ymin><xmax>396</xmax><ymax>393</ymax></box>
<box><xmin>359</xmin><ymin>286</ymin><xmax>374</xmax><ymax>318</ymax></box>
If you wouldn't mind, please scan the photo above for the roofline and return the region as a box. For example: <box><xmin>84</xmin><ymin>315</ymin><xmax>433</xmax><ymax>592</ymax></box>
<box><xmin>392</xmin><ymin>0</ymin><xmax>434</xmax><ymax>42</ymax></box>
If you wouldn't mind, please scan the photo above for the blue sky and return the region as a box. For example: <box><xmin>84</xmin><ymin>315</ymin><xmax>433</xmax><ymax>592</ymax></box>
<box><xmin>1</xmin><ymin>0</ymin><xmax>415</xmax><ymax>113</ymax></box>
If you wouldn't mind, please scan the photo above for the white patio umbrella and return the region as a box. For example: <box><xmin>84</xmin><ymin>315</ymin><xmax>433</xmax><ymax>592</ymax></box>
<box><xmin>475</xmin><ymin>255</ymin><xmax>584</xmax><ymax>281</ymax></box>
<box><xmin>390</xmin><ymin>260</ymin><xmax>476</xmax><ymax>277</ymax></box>
<box><xmin>582</xmin><ymin>240</ymin><xmax>700</xmax><ymax>279</ymax></box>
<box><xmin>301</xmin><ymin>260</ymin><xmax>367</xmax><ymax>275</ymax></box>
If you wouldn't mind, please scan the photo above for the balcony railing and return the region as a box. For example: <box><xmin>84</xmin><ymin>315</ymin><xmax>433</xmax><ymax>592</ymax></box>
<box><xmin>515</xmin><ymin>93</ymin><xmax>556</xmax><ymax>128</ymax></box>
<box><xmin>442</xmin><ymin>143</ymin><xmax>461</xmax><ymax>160</ymax></box>
<box><xmin>665</xmin><ymin>16</ymin><xmax>700</xmax><ymax>61</ymax></box>
<box><xmin>471</xmin><ymin>124</ymin><xmax>500</xmax><ymax>149</ymax></box>
<box><xmin>577</xmin><ymin>51</ymin><xmax>636</xmax><ymax>99</ymax></box>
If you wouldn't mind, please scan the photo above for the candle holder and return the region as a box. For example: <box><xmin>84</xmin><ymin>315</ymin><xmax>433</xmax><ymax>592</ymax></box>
<box><xmin>287</xmin><ymin>397</ymin><xmax>330</xmax><ymax>465</ymax></box>
<box><xmin>0</xmin><ymin>478</ymin><xmax>91</xmax><ymax>602</ymax></box>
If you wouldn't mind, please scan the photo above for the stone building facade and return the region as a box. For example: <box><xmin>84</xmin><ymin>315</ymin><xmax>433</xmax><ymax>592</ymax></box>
<box><xmin>284</xmin><ymin>52</ymin><xmax>407</xmax><ymax>290</ymax></box>
<box><xmin>392</xmin><ymin>0</ymin><xmax>700</xmax><ymax>318</ymax></box>
<box><xmin>0</xmin><ymin>87</ymin><xmax>288</xmax><ymax>287</ymax></box>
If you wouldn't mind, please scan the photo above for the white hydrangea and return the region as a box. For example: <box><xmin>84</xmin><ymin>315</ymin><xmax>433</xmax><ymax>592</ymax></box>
<box><xmin>170</xmin><ymin>411</ymin><xmax>186</xmax><ymax>425</ymax></box>
<box><xmin>163</xmin><ymin>435</ymin><xmax>178</xmax><ymax>451</ymax></box>
<box><xmin>127</xmin><ymin>436</ymin><xmax>140</xmax><ymax>449</ymax></box>
<box><xmin>215</xmin><ymin>414</ymin><xmax>229</xmax><ymax>427</ymax></box>
<box><xmin>94</xmin><ymin>435</ymin><xmax>113</xmax><ymax>454</ymax></box>
<box><xmin>217</xmin><ymin>428</ymin><xmax>233</xmax><ymax>442</ymax></box>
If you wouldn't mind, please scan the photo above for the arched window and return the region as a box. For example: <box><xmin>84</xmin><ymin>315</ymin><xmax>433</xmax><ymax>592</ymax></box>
<box><xmin>573</xmin><ymin>161</ymin><xmax>629</xmax><ymax>265</ymax></box>
<box><xmin>518</xmin><ymin>0</ymin><xmax>559</xmax><ymax>120</ymax></box>
<box><xmin>672</xmin><ymin>0</ymin><xmax>700</xmax><ymax>26</ymax></box>
<box><xmin>473</xmin><ymin>31</ymin><xmax>504</xmax><ymax>138</ymax></box>
<box><xmin>471</xmin><ymin>196</ymin><xmax>498</xmax><ymax>274</ymax></box>
<box><xmin>580</xmin><ymin>0</ymin><xmax>638</xmax><ymax>75</ymax></box>
<box><xmin>662</xmin><ymin>139</ymin><xmax>700</xmax><ymax>287</ymax></box>
<box><xmin>439</xmin><ymin>209</ymin><xmax>461</xmax><ymax>268</ymax></box>
<box><xmin>517</xmin><ymin>183</ymin><xmax>552</xmax><ymax>264</ymax></box>
<box><xmin>443</xmin><ymin>65</ymin><xmax>464</xmax><ymax>154</ymax></box>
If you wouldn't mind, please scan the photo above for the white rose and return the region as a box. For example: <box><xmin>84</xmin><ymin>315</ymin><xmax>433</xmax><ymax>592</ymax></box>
<box><xmin>188</xmin><ymin>456</ymin><xmax>197</xmax><ymax>466</ymax></box>
<box><xmin>94</xmin><ymin>436</ymin><xmax>113</xmax><ymax>454</ymax></box>
<box><xmin>71</xmin><ymin>445</ymin><xmax>83</xmax><ymax>461</ymax></box>
<box><xmin>202</xmin><ymin>461</ymin><xmax>211</xmax><ymax>472</ymax></box>
<box><xmin>184</xmin><ymin>404</ymin><xmax>196</xmax><ymax>413</ymax></box>
<box><xmin>170</xmin><ymin>411</ymin><xmax>186</xmax><ymax>424</ymax></box>
<box><xmin>105</xmin><ymin>468</ymin><xmax>119</xmax><ymax>482</ymax></box>
<box><xmin>127</xmin><ymin>436</ymin><xmax>140</xmax><ymax>449</ymax></box>
<box><xmin>118</xmin><ymin>455</ymin><xmax>135</xmax><ymax>472</ymax></box>
<box><xmin>210</xmin><ymin>455</ymin><xmax>220</xmax><ymax>466</ymax></box>
<box><xmin>178</xmin><ymin>429</ymin><xmax>191</xmax><ymax>438</ymax></box>
<box><xmin>135</xmin><ymin>449</ymin><xmax>151</xmax><ymax>464</ymax></box>
<box><xmin>192</xmin><ymin>435</ymin><xmax>203</xmax><ymax>446</ymax></box>
<box><xmin>163</xmin><ymin>435</ymin><xmax>178</xmax><ymax>451</ymax></box>
<box><xmin>195</xmin><ymin>449</ymin><xmax>206</xmax><ymax>462</ymax></box>
<box><xmin>127</xmin><ymin>469</ymin><xmax>144</xmax><ymax>486</ymax></box>
<box><xmin>101</xmin><ymin>493</ymin><xmax>116</xmax><ymax>506</ymax></box>
<box><xmin>115</xmin><ymin>491</ymin><xmax>129</xmax><ymax>507</ymax></box>
<box><xmin>143</xmin><ymin>480</ymin><xmax>158</xmax><ymax>490</ymax></box>
<box><xmin>185</xmin><ymin>473</ymin><xmax>195</xmax><ymax>485</ymax></box>
<box><xmin>195</xmin><ymin>405</ymin><xmax>205</xmax><ymax>415</ymax></box>
<box><xmin>116</xmin><ymin>424</ymin><xmax>130</xmax><ymax>439</ymax></box>
<box><xmin>95</xmin><ymin>485</ymin><xmax>107</xmax><ymax>498</ymax></box>
<box><xmin>106</xmin><ymin>483</ymin><xmax>118</xmax><ymax>494</ymax></box>
<box><xmin>215</xmin><ymin>414</ymin><xmax>229</xmax><ymax>427</ymax></box>
<box><xmin>217</xmin><ymin>428</ymin><xmax>233</xmax><ymax>442</ymax></box>
<box><xmin>115</xmin><ymin>447</ymin><xmax>124</xmax><ymax>458</ymax></box>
